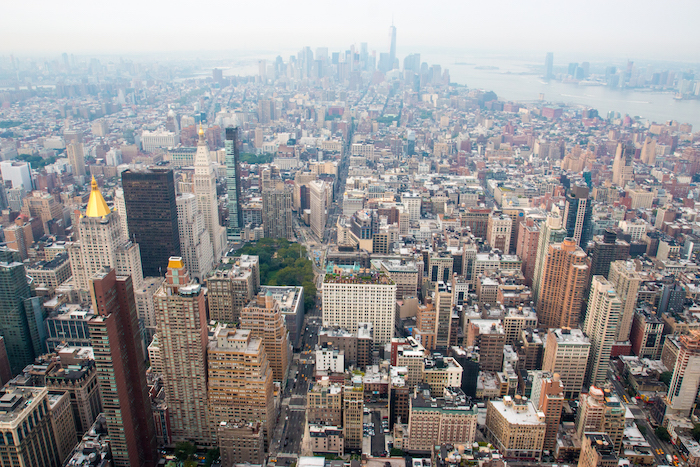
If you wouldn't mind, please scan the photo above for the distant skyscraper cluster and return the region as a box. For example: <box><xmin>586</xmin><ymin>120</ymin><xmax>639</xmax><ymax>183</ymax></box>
<box><xmin>0</xmin><ymin>20</ymin><xmax>700</xmax><ymax>467</ymax></box>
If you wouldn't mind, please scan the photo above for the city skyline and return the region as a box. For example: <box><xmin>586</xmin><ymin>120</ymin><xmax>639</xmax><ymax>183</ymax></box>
<box><xmin>1</xmin><ymin>0</ymin><xmax>699</xmax><ymax>63</ymax></box>
<box><xmin>1</xmin><ymin>3</ymin><xmax>700</xmax><ymax>463</ymax></box>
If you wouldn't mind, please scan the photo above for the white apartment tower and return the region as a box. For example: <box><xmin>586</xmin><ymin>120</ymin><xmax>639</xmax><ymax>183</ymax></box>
<box><xmin>176</xmin><ymin>193</ymin><xmax>214</xmax><ymax>283</ymax></box>
<box><xmin>487</xmin><ymin>213</ymin><xmax>512</xmax><ymax>254</ymax></box>
<box><xmin>322</xmin><ymin>273</ymin><xmax>397</xmax><ymax>344</ymax></box>
<box><xmin>608</xmin><ymin>260</ymin><xmax>642</xmax><ymax>342</ymax></box>
<box><xmin>401</xmin><ymin>193</ymin><xmax>421</xmax><ymax>221</ymax></box>
<box><xmin>583</xmin><ymin>276</ymin><xmax>622</xmax><ymax>388</ymax></box>
<box><xmin>542</xmin><ymin>328</ymin><xmax>591</xmax><ymax>399</ymax></box>
<box><xmin>194</xmin><ymin>126</ymin><xmax>226</xmax><ymax>263</ymax></box>
<box><xmin>113</xmin><ymin>188</ymin><xmax>130</xmax><ymax>242</ymax></box>
<box><xmin>667</xmin><ymin>332</ymin><xmax>700</xmax><ymax>417</ymax></box>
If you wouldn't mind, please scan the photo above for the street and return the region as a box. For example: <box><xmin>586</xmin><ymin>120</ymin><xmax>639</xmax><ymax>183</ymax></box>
<box><xmin>273</xmin><ymin>136</ymin><xmax>351</xmax><ymax>460</ymax></box>
<box><xmin>608</xmin><ymin>364</ymin><xmax>677</xmax><ymax>466</ymax></box>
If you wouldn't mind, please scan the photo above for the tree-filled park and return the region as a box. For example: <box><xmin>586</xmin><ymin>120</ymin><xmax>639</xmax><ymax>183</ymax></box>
<box><xmin>235</xmin><ymin>238</ymin><xmax>317</xmax><ymax>310</ymax></box>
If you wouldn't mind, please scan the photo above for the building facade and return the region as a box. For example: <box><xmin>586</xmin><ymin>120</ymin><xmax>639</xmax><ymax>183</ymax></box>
<box><xmin>207</xmin><ymin>326</ymin><xmax>275</xmax><ymax>449</ymax></box>
<box><xmin>485</xmin><ymin>396</ymin><xmax>546</xmax><ymax>461</ymax></box>
<box><xmin>68</xmin><ymin>177</ymin><xmax>144</xmax><ymax>298</ymax></box>
<box><xmin>262</xmin><ymin>185</ymin><xmax>294</xmax><ymax>240</ymax></box>
<box><xmin>608</xmin><ymin>260</ymin><xmax>642</xmax><ymax>342</ymax></box>
<box><xmin>88</xmin><ymin>269</ymin><xmax>157</xmax><ymax>467</ymax></box>
<box><xmin>240</xmin><ymin>293</ymin><xmax>291</xmax><ymax>383</ymax></box>
<box><xmin>225</xmin><ymin>127</ymin><xmax>243</xmax><ymax>241</ymax></box>
<box><xmin>154</xmin><ymin>258</ymin><xmax>210</xmax><ymax>444</ymax></box>
<box><xmin>322</xmin><ymin>272</ymin><xmax>397</xmax><ymax>344</ymax></box>
<box><xmin>194</xmin><ymin>125</ymin><xmax>227</xmax><ymax>261</ymax></box>
<box><xmin>122</xmin><ymin>168</ymin><xmax>181</xmax><ymax>277</ymax></box>
<box><xmin>583</xmin><ymin>276</ymin><xmax>622</xmax><ymax>388</ymax></box>
<box><xmin>536</xmin><ymin>238</ymin><xmax>589</xmax><ymax>329</ymax></box>
<box><xmin>542</xmin><ymin>328</ymin><xmax>591</xmax><ymax>399</ymax></box>
<box><xmin>0</xmin><ymin>247</ymin><xmax>44</xmax><ymax>375</ymax></box>
<box><xmin>176</xmin><ymin>193</ymin><xmax>214</xmax><ymax>282</ymax></box>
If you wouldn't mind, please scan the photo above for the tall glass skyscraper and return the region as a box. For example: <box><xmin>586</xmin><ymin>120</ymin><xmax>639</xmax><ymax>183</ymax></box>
<box><xmin>0</xmin><ymin>246</ymin><xmax>44</xmax><ymax>375</ymax></box>
<box><xmin>389</xmin><ymin>23</ymin><xmax>397</xmax><ymax>68</ymax></box>
<box><xmin>225</xmin><ymin>127</ymin><xmax>243</xmax><ymax>242</ymax></box>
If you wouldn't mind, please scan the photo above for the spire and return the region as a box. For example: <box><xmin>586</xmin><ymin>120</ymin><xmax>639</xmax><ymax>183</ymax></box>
<box><xmin>85</xmin><ymin>176</ymin><xmax>111</xmax><ymax>217</ymax></box>
<box><xmin>194</xmin><ymin>124</ymin><xmax>212</xmax><ymax>169</ymax></box>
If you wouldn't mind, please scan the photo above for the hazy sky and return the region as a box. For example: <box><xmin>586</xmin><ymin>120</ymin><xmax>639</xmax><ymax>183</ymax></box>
<box><xmin>2</xmin><ymin>0</ymin><xmax>699</xmax><ymax>62</ymax></box>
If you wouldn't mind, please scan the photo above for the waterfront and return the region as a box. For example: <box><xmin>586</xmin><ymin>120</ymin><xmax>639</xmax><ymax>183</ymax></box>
<box><xmin>219</xmin><ymin>50</ymin><xmax>700</xmax><ymax>129</ymax></box>
<box><xmin>425</xmin><ymin>53</ymin><xmax>700</xmax><ymax>129</ymax></box>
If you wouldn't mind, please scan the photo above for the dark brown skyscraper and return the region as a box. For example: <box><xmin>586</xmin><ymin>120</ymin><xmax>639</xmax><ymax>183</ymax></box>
<box><xmin>589</xmin><ymin>230</ymin><xmax>630</xmax><ymax>281</ymax></box>
<box><xmin>122</xmin><ymin>168</ymin><xmax>180</xmax><ymax>276</ymax></box>
<box><xmin>88</xmin><ymin>269</ymin><xmax>157</xmax><ymax>467</ymax></box>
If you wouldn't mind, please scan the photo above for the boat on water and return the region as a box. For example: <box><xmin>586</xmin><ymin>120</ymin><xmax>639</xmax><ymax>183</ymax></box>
<box><xmin>578</xmin><ymin>80</ymin><xmax>604</xmax><ymax>86</ymax></box>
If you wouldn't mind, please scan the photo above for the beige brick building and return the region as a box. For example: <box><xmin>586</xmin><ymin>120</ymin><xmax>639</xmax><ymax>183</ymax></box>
<box><xmin>240</xmin><ymin>292</ymin><xmax>291</xmax><ymax>383</ymax></box>
<box><xmin>0</xmin><ymin>387</ymin><xmax>63</xmax><ymax>467</ymax></box>
<box><xmin>217</xmin><ymin>421</ymin><xmax>265</xmax><ymax>466</ymax></box>
<box><xmin>208</xmin><ymin>326</ymin><xmax>275</xmax><ymax>449</ymax></box>
<box><xmin>205</xmin><ymin>255</ymin><xmax>260</xmax><ymax>323</ymax></box>
<box><xmin>485</xmin><ymin>396</ymin><xmax>546</xmax><ymax>461</ymax></box>
<box><xmin>48</xmin><ymin>390</ymin><xmax>77</xmax><ymax>464</ymax></box>
<box><xmin>154</xmin><ymin>258</ymin><xmax>210</xmax><ymax>444</ymax></box>
<box><xmin>422</xmin><ymin>357</ymin><xmax>463</xmax><ymax>395</ymax></box>
<box><xmin>542</xmin><ymin>328</ymin><xmax>591</xmax><ymax>399</ymax></box>
<box><xmin>407</xmin><ymin>387</ymin><xmax>477</xmax><ymax>452</ymax></box>
<box><xmin>307</xmin><ymin>380</ymin><xmax>343</xmax><ymax>426</ymax></box>
<box><xmin>309</xmin><ymin>425</ymin><xmax>344</xmax><ymax>456</ymax></box>
<box><xmin>343</xmin><ymin>382</ymin><xmax>364</xmax><ymax>451</ymax></box>
<box><xmin>578</xmin><ymin>432</ymin><xmax>618</xmax><ymax>467</ymax></box>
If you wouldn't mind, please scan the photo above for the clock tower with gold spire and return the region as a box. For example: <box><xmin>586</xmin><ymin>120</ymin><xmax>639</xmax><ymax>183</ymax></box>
<box><xmin>194</xmin><ymin>124</ymin><xmax>226</xmax><ymax>263</ymax></box>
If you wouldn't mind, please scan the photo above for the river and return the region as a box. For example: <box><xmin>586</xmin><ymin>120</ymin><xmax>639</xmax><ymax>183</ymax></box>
<box><xmin>423</xmin><ymin>53</ymin><xmax>700</xmax><ymax>130</ymax></box>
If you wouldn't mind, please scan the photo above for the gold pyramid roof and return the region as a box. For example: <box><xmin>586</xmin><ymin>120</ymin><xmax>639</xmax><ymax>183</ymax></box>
<box><xmin>85</xmin><ymin>176</ymin><xmax>111</xmax><ymax>217</ymax></box>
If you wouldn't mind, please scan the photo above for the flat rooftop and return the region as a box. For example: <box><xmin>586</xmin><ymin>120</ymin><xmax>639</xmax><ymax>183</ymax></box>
<box><xmin>550</xmin><ymin>328</ymin><xmax>590</xmax><ymax>345</ymax></box>
<box><xmin>489</xmin><ymin>397</ymin><xmax>545</xmax><ymax>426</ymax></box>
<box><xmin>323</xmin><ymin>272</ymin><xmax>395</xmax><ymax>285</ymax></box>
<box><xmin>0</xmin><ymin>387</ymin><xmax>46</xmax><ymax>426</ymax></box>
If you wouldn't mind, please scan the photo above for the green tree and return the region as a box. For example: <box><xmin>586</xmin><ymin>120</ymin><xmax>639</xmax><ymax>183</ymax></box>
<box><xmin>175</xmin><ymin>441</ymin><xmax>196</xmax><ymax>461</ymax></box>
<box><xmin>659</xmin><ymin>371</ymin><xmax>673</xmax><ymax>385</ymax></box>
<box><xmin>237</xmin><ymin>239</ymin><xmax>316</xmax><ymax>308</ymax></box>
<box><xmin>205</xmin><ymin>448</ymin><xmax>220</xmax><ymax>467</ymax></box>
<box><xmin>240</xmin><ymin>153</ymin><xmax>274</xmax><ymax>164</ymax></box>
<box><xmin>693</xmin><ymin>424</ymin><xmax>700</xmax><ymax>442</ymax></box>
<box><xmin>390</xmin><ymin>448</ymin><xmax>405</xmax><ymax>457</ymax></box>
<box><xmin>655</xmin><ymin>426</ymin><xmax>671</xmax><ymax>442</ymax></box>
<box><xmin>17</xmin><ymin>154</ymin><xmax>57</xmax><ymax>169</ymax></box>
